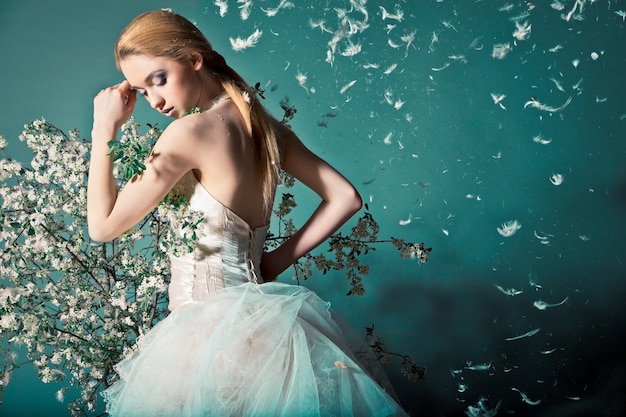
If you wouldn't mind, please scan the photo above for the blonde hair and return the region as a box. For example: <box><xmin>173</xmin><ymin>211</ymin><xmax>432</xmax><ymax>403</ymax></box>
<box><xmin>115</xmin><ymin>9</ymin><xmax>281</xmax><ymax>217</ymax></box>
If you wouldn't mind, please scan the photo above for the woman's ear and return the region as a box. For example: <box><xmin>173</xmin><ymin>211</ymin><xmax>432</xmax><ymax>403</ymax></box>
<box><xmin>190</xmin><ymin>52</ymin><xmax>203</xmax><ymax>71</ymax></box>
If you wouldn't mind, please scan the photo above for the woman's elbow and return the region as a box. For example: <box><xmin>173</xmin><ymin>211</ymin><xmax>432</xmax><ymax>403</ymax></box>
<box><xmin>88</xmin><ymin>223</ymin><xmax>114</xmax><ymax>243</ymax></box>
<box><xmin>345</xmin><ymin>185</ymin><xmax>363</xmax><ymax>216</ymax></box>
<box><xmin>88</xmin><ymin>228</ymin><xmax>107</xmax><ymax>243</ymax></box>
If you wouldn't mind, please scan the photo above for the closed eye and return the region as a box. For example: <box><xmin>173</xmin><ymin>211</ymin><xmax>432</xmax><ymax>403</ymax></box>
<box><xmin>153</xmin><ymin>72</ymin><xmax>167</xmax><ymax>87</ymax></box>
<box><xmin>129</xmin><ymin>70</ymin><xmax>166</xmax><ymax>98</ymax></box>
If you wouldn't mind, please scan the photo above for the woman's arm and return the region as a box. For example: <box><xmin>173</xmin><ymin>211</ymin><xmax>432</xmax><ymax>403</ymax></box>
<box><xmin>261</xmin><ymin>125</ymin><xmax>362</xmax><ymax>281</ymax></box>
<box><xmin>87</xmin><ymin>81</ymin><xmax>195</xmax><ymax>242</ymax></box>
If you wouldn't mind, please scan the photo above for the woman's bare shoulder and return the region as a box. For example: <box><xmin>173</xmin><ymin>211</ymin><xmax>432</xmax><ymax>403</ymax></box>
<box><xmin>153</xmin><ymin>111</ymin><xmax>223</xmax><ymax>157</ymax></box>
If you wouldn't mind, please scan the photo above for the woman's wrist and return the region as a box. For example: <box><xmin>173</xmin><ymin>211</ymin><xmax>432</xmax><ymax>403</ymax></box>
<box><xmin>92</xmin><ymin>127</ymin><xmax>116</xmax><ymax>140</ymax></box>
<box><xmin>91</xmin><ymin>125</ymin><xmax>118</xmax><ymax>149</ymax></box>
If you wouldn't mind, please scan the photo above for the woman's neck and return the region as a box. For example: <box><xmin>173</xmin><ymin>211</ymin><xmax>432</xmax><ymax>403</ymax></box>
<box><xmin>197</xmin><ymin>70</ymin><xmax>224</xmax><ymax>111</ymax></box>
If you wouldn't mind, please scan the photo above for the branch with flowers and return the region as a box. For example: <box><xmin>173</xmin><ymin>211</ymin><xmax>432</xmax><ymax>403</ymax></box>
<box><xmin>0</xmin><ymin>97</ymin><xmax>429</xmax><ymax>415</ymax></box>
<box><xmin>267</xmin><ymin>191</ymin><xmax>431</xmax><ymax>296</ymax></box>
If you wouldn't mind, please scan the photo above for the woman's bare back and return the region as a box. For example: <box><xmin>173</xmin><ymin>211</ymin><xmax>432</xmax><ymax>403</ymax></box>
<box><xmin>191</xmin><ymin>97</ymin><xmax>271</xmax><ymax>229</ymax></box>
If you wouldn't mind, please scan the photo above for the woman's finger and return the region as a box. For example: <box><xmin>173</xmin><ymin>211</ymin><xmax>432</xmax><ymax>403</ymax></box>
<box><xmin>126</xmin><ymin>88</ymin><xmax>137</xmax><ymax>108</ymax></box>
<box><xmin>118</xmin><ymin>80</ymin><xmax>131</xmax><ymax>92</ymax></box>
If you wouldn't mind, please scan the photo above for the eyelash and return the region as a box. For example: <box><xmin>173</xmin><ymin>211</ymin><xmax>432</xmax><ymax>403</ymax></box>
<box><xmin>137</xmin><ymin>73</ymin><xmax>167</xmax><ymax>97</ymax></box>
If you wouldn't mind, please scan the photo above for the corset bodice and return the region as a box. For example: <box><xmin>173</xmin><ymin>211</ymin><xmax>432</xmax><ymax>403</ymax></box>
<box><xmin>167</xmin><ymin>171</ymin><xmax>269</xmax><ymax>311</ymax></box>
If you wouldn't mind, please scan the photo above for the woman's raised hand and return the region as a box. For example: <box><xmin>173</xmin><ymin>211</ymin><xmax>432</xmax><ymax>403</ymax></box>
<box><xmin>92</xmin><ymin>80</ymin><xmax>137</xmax><ymax>140</ymax></box>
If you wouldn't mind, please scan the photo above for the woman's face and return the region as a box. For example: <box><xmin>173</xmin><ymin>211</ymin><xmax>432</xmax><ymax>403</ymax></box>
<box><xmin>120</xmin><ymin>54</ymin><xmax>201</xmax><ymax>119</ymax></box>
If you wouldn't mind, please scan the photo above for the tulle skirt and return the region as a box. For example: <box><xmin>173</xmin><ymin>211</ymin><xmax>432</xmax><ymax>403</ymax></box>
<box><xmin>102</xmin><ymin>282</ymin><xmax>408</xmax><ymax>417</ymax></box>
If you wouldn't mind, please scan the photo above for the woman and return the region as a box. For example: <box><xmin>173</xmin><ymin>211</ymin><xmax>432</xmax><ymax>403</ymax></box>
<box><xmin>89</xmin><ymin>9</ymin><xmax>408</xmax><ymax>417</ymax></box>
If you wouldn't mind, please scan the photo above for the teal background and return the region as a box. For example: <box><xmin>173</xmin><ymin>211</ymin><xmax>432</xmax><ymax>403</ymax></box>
<box><xmin>1</xmin><ymin>0</ymin><xmax>625</xmax><ymax>416</ymax></box>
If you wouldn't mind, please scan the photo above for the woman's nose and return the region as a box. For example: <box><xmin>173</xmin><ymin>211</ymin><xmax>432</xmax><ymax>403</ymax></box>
<box><xmin>147</xmin><ymin>94</ymin><xmax>164</xmax><ymax>110</ymax></box>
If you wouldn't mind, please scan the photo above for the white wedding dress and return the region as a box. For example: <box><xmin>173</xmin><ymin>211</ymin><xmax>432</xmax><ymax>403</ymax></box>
<box><xmin>103</xmin><ymin>171</ymin><xmax>408</xmax><ymax>417</ymax></box>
